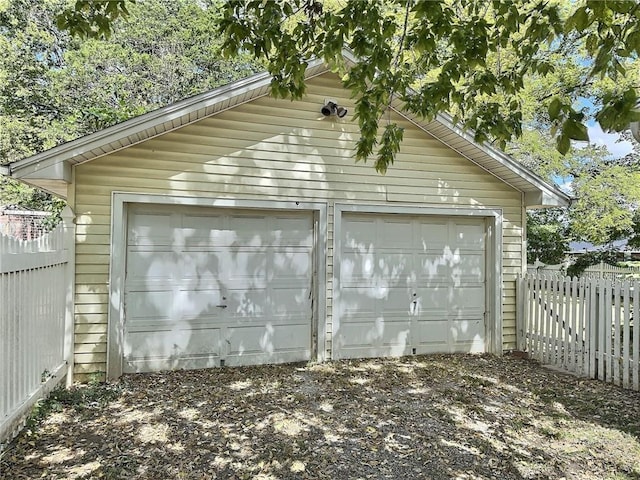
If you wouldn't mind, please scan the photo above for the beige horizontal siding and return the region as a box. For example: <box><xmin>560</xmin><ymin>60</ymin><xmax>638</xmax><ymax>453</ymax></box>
<box><xmin>75</xmin><ymin>323</ymin><xmax>107</xmax><ymax>334</ymax></box>
<box><xmin>72</xmin><ymin>72</ymin><xmax>524</xmax><ymax>376</ymax></box>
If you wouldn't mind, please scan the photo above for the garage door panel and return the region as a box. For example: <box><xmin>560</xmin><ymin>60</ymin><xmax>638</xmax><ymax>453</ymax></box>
<box><xmin>338</xmin><ymin>320</ymin><xmax>411</xmax><ymax>348</ymax></box>
<box><xmin>418</xmin><ymin>221</ymin><xmax>448</xmax><ymax>247</ymax></box>
<box><xmin>123</xmin><ymin>327</ymin><xmax>221</xmax><ymax>373</ymax></box>
<box><xmin>127</xmin><ymin>288</ymin><xmax>224</xmax><ymax>325</ymax></box>
<box><xmin>450</xmin><ymin>320</ymin><xmax>485</xmax><ymax>353</ymax></box>
<box><xmin>418</xmin><ymin>287</ymin><xmax>451</xmax><ymax>310</ymax></box>
<box><xmin>221</xmin><ymin>249</ymin><xmax>311</xmax><ymax>283</ymax></box>
<box><xmin>127</xmin><ymin>212</ymin><xmax>174</xmax><ymax>246</ymax></box>
<box><xmin>124</xmin><ymin>205</ymin><xmax>313</xmax><ymax>372</ymax></box>
<box><xmin>451</xmin><ymin>253</ymin><xmax>485</xmax><ymax>281</ymax></box>
<box><xmin>340</xmin><ymin>252</ymin><xmax>410</xmax><ymax>288</ymax></box>
<box><xmin>178</xmin><ymin>288</ymin><xmax>225</xmax><ymax>319</ymax></box>
<box><xmin>415</xmin><ymin>254</ymin><xmax>450</xmax><ymax>280</ymax></box>
<box><xmin>272</xmin><ymin>249</ymin><xmax>312</xmax><ymax>278</ymax></box>
<box><xmin>448</xmin><ymin>286</ymin><xmax>485</xmax><ymax>312</ymax></box>
<box><xmin>228</xmin><ymin>214</ymin><xmax>270</xmax><ymax>247</ymax></box>
<box><xmin>340</xmin><ymin>286</ymin><xmax>411</xmax><ymax>319</ymax></box>
<box><xmin>126</xmin><ymin>249</ymin><xmax>183</xmax><ymax>282</ymax></box>
<box><xmin>127</xmin><ymin>249</ymin><xmax>226</xmax><ymax>288</ymax></box>
<box><xmin>227</xmin><ymin>323</ymin><xmax>309</xmax><ymax>353</ymax></box>
<box><xmin>339</xmin><ymin>290</ymin><xmax>375</xmax><ymax>321</ymax></box>
<box><xmin>181</xmin><ymin>214</ymin><xmax>225</xmax><ymax>243</ymax></box>
<box><xmin>126</xmin><ymin>290</ymin><xmax>174</xmax><ymax>323</ymax></box>
<box><xmin>451</xmin><ymin>319</ymin><xmax>484</xmax><ymax>341</ymax></box>
<box><xmin>380</xmin><ymin>220</ymin><xmax>413</xmax><ymax>248</ymax></box>
<box><xmin>229</xmin><ymin>214</ymin><xmax>313</xmax><ymax>247</ymax></box>
<box><xmin>452</xmin><ymin>222</ymin><xmax>485</xmax><ymax>248</ymax></box>
<box><xmin>342</xmin><ymin>219</ymin><xmax>377</xmax><ymax>250</ymax></box>
<box><xmin>270</xmin><ymin>286</ymin><xmax>312</xmax><ymax>316</ymax></box>
<box><xmin>223</xmin><ymin>284</ymin><xmax>310</xmax><ymax>314</ymax></box>
<box><xmin>416</xmin><ymin>320</ymin><xmax>449</xmax><ymax>346</ymax></box>
<box><xmin>223</xmin><ymin>258</ymin><xmax>265</xmax><ymax>284</ymax></box>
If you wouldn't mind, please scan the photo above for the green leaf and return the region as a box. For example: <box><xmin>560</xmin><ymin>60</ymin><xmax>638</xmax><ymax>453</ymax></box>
<box><xmin>569</xmin><ymin>7</ymin><xmax>590</xmax><ymax>32</ymax></box>
<box><xmin>563</xmin><ymin>120</ymin><xmax>589</xmax><ymax>142</ymax></box>
<box><xmin>556</xmin><ymin>134</ymin><xmax>571</xmax><ymax>155</ymax></box>
<box><xmin>548</xmin><ymin>98</ymin><xmax>562</xmax><ymax>120</ymax></box>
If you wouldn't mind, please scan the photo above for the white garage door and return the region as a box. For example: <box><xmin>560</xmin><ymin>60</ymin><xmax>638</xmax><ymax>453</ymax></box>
<box><xmin>335</xmin><ymin>213</ymin><xmax>486</xmax><ymax>359</ymax></box>
<box><xmin>123</xmin><ymin>205</ymin><xmax>314</xmax><ymax>373</ymax></box>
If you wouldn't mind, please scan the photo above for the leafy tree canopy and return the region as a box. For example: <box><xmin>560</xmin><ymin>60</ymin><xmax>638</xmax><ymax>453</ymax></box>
<box><xmin>526</xmin><ymin>208</ymin><xmax>569</xmax><ymax>264</ymax></box>
<box><xmin>0</xmin><ymin>0</ymin><xmax>259</xmax><ymax>213</ymax></box>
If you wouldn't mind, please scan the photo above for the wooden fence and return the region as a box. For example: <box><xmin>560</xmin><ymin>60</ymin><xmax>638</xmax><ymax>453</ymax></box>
<box><xmin>517</xmin><ymin>272</ymin><xmax>639</xmax><ymax>391</ymax></box>
<box><xmin>0</xmin><ymin>207</ymin><xmax>75</xmax><ymax>447</ymax></box>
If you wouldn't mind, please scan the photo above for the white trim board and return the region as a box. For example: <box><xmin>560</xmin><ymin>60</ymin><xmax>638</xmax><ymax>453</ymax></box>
<box><xmin>106</xmin><ymin>192</ymin><xmax>328</xmax><ymax>379</ymax></box>
<box><xmin>331</xmin><ymin>203</ymin><xmax>504</xmax><ymax>357</ymax></box>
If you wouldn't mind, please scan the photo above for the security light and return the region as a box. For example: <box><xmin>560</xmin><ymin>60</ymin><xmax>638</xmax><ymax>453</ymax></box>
<box><xmin>321</xmin><ymin>100</ymin><xmax>347</xmax><ymax>118</ymax></box>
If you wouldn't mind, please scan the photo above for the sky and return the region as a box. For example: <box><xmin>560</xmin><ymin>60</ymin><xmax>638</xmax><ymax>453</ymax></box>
<box><xmin>587</xmin><ymin>123</ymin><xmax>634</xmax><ymax>159</ymax></box>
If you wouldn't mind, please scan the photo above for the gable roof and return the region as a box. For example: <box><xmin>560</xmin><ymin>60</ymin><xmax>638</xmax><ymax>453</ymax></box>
<box><xmin>4</xmin><ymin>51</ymin><xmax>570</xmax><ymax>207</ymax></box>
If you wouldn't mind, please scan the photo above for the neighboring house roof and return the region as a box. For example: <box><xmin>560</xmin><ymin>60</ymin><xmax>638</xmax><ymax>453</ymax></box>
<box><xmin>3</xmin><ymin>50</ymin><xmax>570</xmax><ymax>207</ymax></box>
<box><xmin>569</xmin><ymin>239</ymin><xmax>638</xmax><ymax>253</ymax></box>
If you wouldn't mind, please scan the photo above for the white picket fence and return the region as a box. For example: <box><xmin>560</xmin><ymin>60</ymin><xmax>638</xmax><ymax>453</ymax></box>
<box><xmin>0</xmin><ymin>207</ymin><xmax>75</xmax><ymax>446</ymax></box>
<box><xmin>518</xmin><ymin>272</ymin><xmax>639</xmax><ymax>391</ymax></box>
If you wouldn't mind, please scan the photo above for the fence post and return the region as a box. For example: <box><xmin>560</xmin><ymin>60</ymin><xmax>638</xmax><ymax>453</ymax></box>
<box><xmin>516</xmin><ymin>274</ymin><xmax>524</xmax><ymax>351</ymax></box>
<box><xmin>588</xmin><ymin>279</ymin><xmax>597</xmax><ymax>378</ymax></box>
<box><xmin>61</xmin><ymin>206</ymin><xmax>76</xmax><ymax>387</ymax></box>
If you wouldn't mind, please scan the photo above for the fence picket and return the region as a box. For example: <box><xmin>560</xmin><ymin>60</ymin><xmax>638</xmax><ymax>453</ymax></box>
<box><xmin>526</xmin><ymin>276</ymin><xmax>533</xmax><ymax>353</ymax></box>
<box><xmin>622</xmin><ymin>281</ymin><xmax>630</xmax><ymax>389</ymax></box>
<box><xmin>588</xmin><ymin>279</ymin><xmax>596</xmax><ymax>378</ymax></box>
<box><xmin>605</xmin><ymin>280</ymin><xmax>613</xmax><ymax>383</ymax></box>
<box><xmin>536</xmin><ymin>276</ymin><xmax>547</xmax><ymax>362</ymax></box>
<box><xmin>534</xmin><ymin>275</ymin><xmax>542</xmax><ymax>361</ymax></box>
<box><xmin>614</xmin><ymin>281</ymin><xmax>621</xmax><ymax>386</ymax></box>
<box><xmin>634</xmin><ymin>279</ymin><xmax>639</xmax><ymax>391</ymax></box>
<box><xmin>545</xmin><ymin>275</ymin><xmax>551</xmax><ymax>363</ymax></box>
<box><xmin>578</xmin><ymin>277</ymin><xmax>586</xmax><ymax>375</ymax></box>
<box><xmin>563</xmin><ymin>276</ymin><xmax>571</xmax><ymax>368</ymax></box>
<box><xmin>518</xmin><ymin>272</ymin><xmax>639</xmax><ymax>393</ymax></box>
<box><xmin>597</xmin><ymin>279</ymin><xmax>605</xmax><ymax>381</ymax></box>
<box><xmin>569</xmin><ymin>276</ymin><xmax>578</xmax><ymax>372</ymax></box>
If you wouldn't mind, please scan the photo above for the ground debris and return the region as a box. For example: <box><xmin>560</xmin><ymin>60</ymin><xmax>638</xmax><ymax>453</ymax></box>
<box><xmin>1</xmin><ymin>354</ymin><xmax>639</xmax><ymax>479</ymax></box>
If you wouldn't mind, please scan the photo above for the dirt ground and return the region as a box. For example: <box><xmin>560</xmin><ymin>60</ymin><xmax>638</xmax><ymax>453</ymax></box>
<box><xmin>1</xmin><ymin>354</ymin><xmax>639</xmax><ymax>479</ymax></box>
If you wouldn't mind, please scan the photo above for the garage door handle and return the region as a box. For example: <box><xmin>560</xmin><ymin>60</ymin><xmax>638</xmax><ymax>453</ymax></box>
<box><xmin>216</xmin><ymin>304</ymin><xmax>228</xmax><ymax>309</ymax></box>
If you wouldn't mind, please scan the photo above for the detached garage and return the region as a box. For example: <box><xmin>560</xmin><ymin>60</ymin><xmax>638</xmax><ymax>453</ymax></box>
<box><xmin>6</xmin><ymin>52</ymin><xmax>570</xmax><ymax>380</ymax></box>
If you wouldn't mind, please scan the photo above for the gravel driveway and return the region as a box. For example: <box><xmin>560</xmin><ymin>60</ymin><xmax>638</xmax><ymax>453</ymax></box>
<box><xmin>2</xmin><ymin>354</ymin><xmax>640</xmax><ymax>479</ymax></box>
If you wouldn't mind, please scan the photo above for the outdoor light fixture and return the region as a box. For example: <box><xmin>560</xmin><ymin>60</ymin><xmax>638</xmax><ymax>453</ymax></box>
<box><xmin>321</xmin><ymin>100</ymin><xmax>347</xmax><ymax>118</ymax></box>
